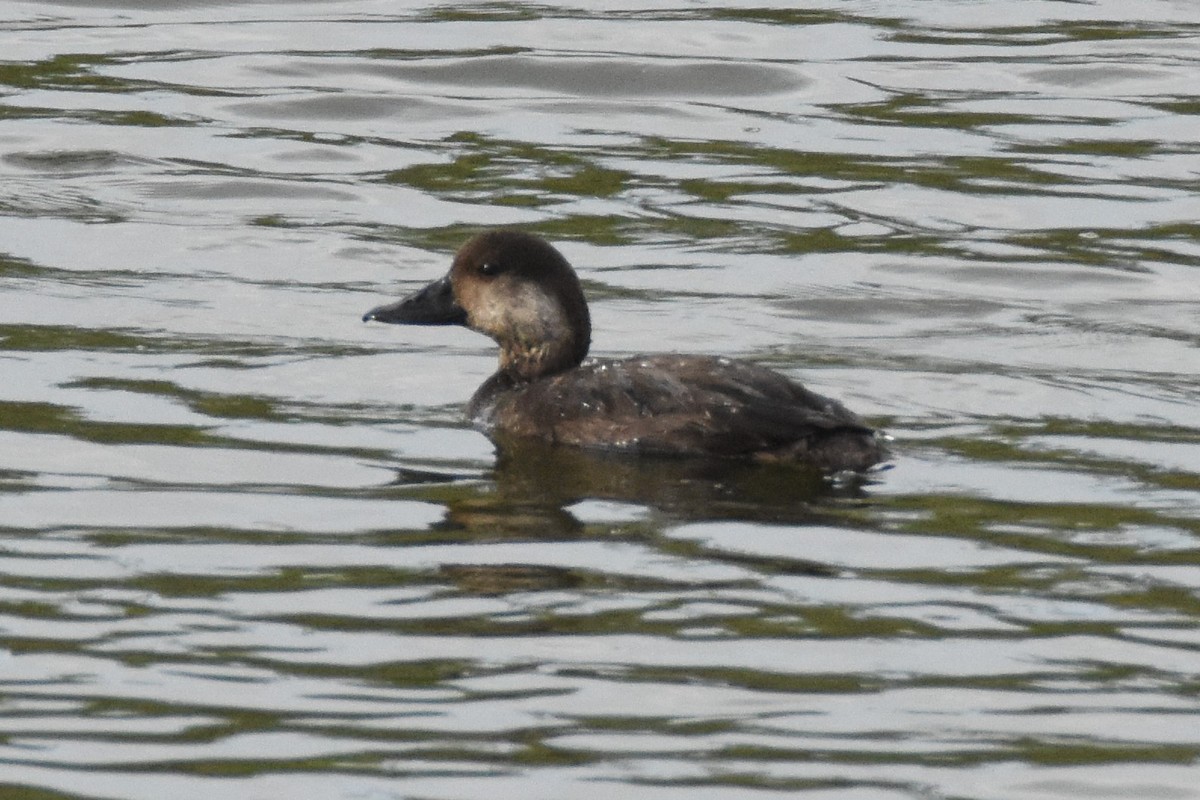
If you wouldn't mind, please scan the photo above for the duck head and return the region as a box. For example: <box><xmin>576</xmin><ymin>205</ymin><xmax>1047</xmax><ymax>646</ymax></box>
<box><xmin>364</xmin><ymin>230</ymin><xmax>592</xmax><ymax>382</ymax></box>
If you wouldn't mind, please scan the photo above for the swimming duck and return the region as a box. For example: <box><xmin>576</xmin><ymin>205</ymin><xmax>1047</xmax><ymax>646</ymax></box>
<box><xmin>363</xmin><ymin>230</ymin><xmax>886</xmax><ymax>472</ymax></box>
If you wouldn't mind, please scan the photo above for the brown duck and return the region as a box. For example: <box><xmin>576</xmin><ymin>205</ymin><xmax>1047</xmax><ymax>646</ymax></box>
<box><xmin>364</xmin><ymin>230</ymin><xmax>886</xmax><ymax>472</ymax></box>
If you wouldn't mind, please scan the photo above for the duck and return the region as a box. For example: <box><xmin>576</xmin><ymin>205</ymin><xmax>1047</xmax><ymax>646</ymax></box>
<box><xmin>363</xmin><ymin>230</ymin><xmax>887</xmax><ymax>472</ymax></box>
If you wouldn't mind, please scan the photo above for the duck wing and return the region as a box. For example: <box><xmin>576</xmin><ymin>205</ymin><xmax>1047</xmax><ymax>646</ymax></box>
<box><xmin>483</xmin><ymin>355</ymin><xmax>884</xmax><ymax>469</ymax></box>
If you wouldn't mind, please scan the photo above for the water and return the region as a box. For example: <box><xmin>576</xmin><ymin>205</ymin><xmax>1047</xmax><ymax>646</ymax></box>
<box><xmin>2</xmin><ymin>1</ymin><xmax>1198</xmax><ymax>798</ymax></box>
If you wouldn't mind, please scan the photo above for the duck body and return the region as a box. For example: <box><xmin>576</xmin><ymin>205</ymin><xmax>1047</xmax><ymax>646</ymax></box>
<box><xmin>470</xmin><ymin>354</ymin><xmax>883</xmax><ymax>470</ymax></box>
<box><xmin>364</xmin><ymin>230</ymin><xmax>886</xmax><ymax>473</ymax></box>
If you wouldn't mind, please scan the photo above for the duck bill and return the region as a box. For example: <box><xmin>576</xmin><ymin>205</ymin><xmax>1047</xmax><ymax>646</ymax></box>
<box><xmin>362</xmin><ymin>275</ymin><xmax>467</xmax><ymax>326</ymax></box>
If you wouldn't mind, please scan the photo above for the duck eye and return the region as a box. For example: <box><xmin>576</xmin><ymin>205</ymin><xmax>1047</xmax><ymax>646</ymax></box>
<box><xmin>479</xmin><ymin>261</ymin><xmax>503</xmax><ymax>277</ymax></box>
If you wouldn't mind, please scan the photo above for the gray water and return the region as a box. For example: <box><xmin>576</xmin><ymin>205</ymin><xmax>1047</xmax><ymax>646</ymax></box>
<box><xmin>1</xmin><ymin>1</ymin><xmax>1199</xmax><ymax>799</ymax></box>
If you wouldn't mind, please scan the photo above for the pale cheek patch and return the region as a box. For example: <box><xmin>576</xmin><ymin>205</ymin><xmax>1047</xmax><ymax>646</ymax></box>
<box><xmin>466</xmin><ymin>298</ymin><xmax>507</xmax><ymax>339</ymax></box>
<box><xmin>471</xmin><ymin>282</ymin><xmax>569</xmax><ymax>345</ymax></box>
<box><xmin>509</xmin><ymin>283</ymin><xmax>570</xmax><ymax>342</ymax></box>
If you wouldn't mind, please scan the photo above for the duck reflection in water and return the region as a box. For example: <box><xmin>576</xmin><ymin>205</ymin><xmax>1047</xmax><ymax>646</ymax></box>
<box><xmin>392</xmin><ymin>441</ymin><xmax>851</xmax><ymax>594</ymax></box>
<box><xmin>364</xmin><ymin>230</ymin><xmax>889</xmax><ymax>474</ymax></box>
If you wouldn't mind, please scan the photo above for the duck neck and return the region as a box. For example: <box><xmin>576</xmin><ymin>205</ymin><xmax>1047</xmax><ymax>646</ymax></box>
<box><xmin>499</xmin><ymin>334</ymin><xmax>586</xmax><ymax>382</ymax></box>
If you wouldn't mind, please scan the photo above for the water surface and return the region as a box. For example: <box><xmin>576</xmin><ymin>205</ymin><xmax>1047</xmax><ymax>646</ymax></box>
<box><xmin>1</xmin><ymin>1</ymin><xmax>1198</xmax><ymax>799</ymax></box>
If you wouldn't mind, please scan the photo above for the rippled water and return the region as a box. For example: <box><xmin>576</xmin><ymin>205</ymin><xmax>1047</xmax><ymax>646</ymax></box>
<box><xmin>2</xmin><ymin>1</ymin><xmax>1198</xmax><ymax>798</ymax></box>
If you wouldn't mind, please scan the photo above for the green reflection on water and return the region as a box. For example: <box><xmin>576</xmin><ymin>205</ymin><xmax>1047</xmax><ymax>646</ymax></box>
<box><xmin>0</xmin><ymin>54</ymin><xmax>125</xmax><ymax>92</ymax></box>
<box><xmin>385</xmin><ymin>135</ymin><xmax>630</xmax><ymax>208</ymax></box>
<box><xmin>0</xmin><ymin>399</ymin><xmax>209</xmax><ymax>445</ymax></box>
<box><xmin>1</xmin><ymin>324</ymin><xmax>151</xmax><ymax>352</ymax></box>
